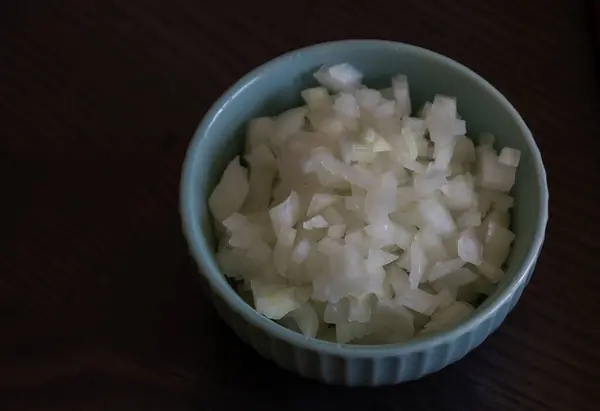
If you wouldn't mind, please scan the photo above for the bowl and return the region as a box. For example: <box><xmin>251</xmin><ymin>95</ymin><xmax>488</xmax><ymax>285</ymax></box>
<box><xmin>180</xmin><ymin>40</ymin><xmax>549</xmax><ymax>386</ymax></box>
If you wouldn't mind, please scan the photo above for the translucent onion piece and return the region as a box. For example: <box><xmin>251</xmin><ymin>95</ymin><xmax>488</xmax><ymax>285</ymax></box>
<box><xmin>251</xmin><ymin>281</ymin><xmax>309</xmax><ymax>320</ymax></box>
<box><xmin>307</xmin><ymin>193</ymin><xmax>341</xmax><ymax>217</ymax></box>
<box><xmin>392</xmin><ymin>74</ymin><xmax>411</xmax><ymax>118</ymax></box>
<box><xmin>301</xmin><ymin>87</ymin><xmax>332</xmax><ymax>111</ymax></box>
<box><xmin>421</xmin><ymin>301</ymin><xmax>474</xmax><ymax>335</ymax></box>
<box><xmin>269</xmin><ymin>190</ymin><xmax>301</xmax><ymax>235</ymax></box>
<box><xmin>498</xmin><ymin>147</ymin><xmax>521</xmax><ymax>167</ymax></box>
<box><xmin>290</xmin><ymin>303</ymin><xmax>319</xmax><ymax>338</ymax></box>
<box><xmin>431</xmin><ymin>267</ymin><xmax>479</xmax><ymax>293</ymax></box>
<box><xmin>409</xmin><ymin>240</ymin><xmax>428</xmax><ymax>289</ymax></box>
<box><xmin>336</xmin><ymin>321</ymin><xmax>370</xmax><ymax>343</ymax></box>
<box><xmin>208</xmin><ymin>156</ymin><xmax>249</xmax><ymax>221</ymax></box>
<box><xmin>303</xmin><ymin>215</ymin><xmax>329</xmax><ymax>230</ymax></box>
<box><xmin>458</xmin><ymin>227</ymin><xmax>484</xmax><ymax>265</ymax></box>
<box><xmin>333</xmin><ymin>93</ymin><xmax>360</xmax><ymax>118</ymax></box>
<box><xmin>419</xmin><ymin>198</ymin><xmax>457</xmax><ymax>236</ymax></box>
<box><xmin>246</xmin><ymin>117</ymin><xmax>274</xmax><ymax>152</ymax></box>
<box><xmin>273</xmin><ymin>226</ymin><xmax>297</xmax><ymax>276</ymax></box>
<box><xmin>314</xmin><ymin>63</ymin><xmax>363</xmax><ymax>92</ymax></box>
<box><xmin>427</xmin><ymin>258</ymin><xmax>466</xmax><ymax>282</ymax></box>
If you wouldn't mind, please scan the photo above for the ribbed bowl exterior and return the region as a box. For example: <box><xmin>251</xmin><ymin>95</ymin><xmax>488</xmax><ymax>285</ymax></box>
<box><xmin>208</xmin><ymin>264</ymin><xmax>533</xmax><ymax>386</ymax></box>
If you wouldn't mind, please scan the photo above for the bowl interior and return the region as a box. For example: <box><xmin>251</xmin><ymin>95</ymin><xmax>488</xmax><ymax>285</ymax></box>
<box><xmin>181</xmin><ymin>40</ymin><xmax>548</xmax><ymax>346</ymax></box>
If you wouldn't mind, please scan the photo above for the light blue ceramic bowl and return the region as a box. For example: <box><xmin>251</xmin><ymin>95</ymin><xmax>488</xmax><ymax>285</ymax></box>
<box><xmin>180</xmin><ymin>40</ymin><xmax>549</xmax><ymax>386</ymax></box>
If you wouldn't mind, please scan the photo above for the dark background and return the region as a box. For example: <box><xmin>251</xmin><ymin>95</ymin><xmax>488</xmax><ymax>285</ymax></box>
<box><xmin>1</xmin><ymin>0</ymin><xmax>599</xmax><ymax>410</ymax></box>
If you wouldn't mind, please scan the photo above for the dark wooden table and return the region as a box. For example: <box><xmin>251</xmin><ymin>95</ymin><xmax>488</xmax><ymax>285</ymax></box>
<box><xmin>1</xmin><ymin>1</ymin><xmax>599</xmax><ymax>409</ymax></box>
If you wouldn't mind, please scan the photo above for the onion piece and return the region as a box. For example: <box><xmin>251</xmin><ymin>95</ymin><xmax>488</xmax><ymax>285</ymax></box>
<box><xmin>483</xmin><ymin>221</ymin><xmax>515</xmax><ymax>266</ymax></box>
<box><xmin>208</xmin><ymin>156</ymin><xmax>249</xmax><ymax>221</ymax></box>
<box><xmin>427</xmin><ymin>258</ymin><xmax>466</xmax><ymax>282</ymax></box>
<box><xmin>430</xmin><ymin>267</ymin><xmax>479</xmax><ymax>292</ymax></box>
<box><xmin>336</xmin><ymin>321</ymin><xmax>370</xmax><ymax>343</ymax></box>
<box><xmin>246</xmin><ymin>117</ymin><xmax>274</xmax><ymax>152</ymax></box>
<box><xmin>290</xmin><ymin>303</ymin><xmax>319</xmax><ymax>338</ymax></box>
<box><xmin>273</xmin><ymin>226</ymin><xmax>297</xmax><ymax>276</ymax></box>
<box><xmin>419</xmin><ymin>198</ymin><xmax>457</xmax><ymax>236</ymax></box>
<box><xmin>269</xmin><ymin>190</ymin><xmax>301</xmax><ymax>235</ymax></box>
<box><xmin>327</xmin><ymin>224</ymin><xmax>346</xmax><ymax>239</ymax></box>
<box><xmin>303</xmin><ymin>215</ymin><xmax>329</xmax><ymax>230</ymax></box>
<box><xmin>498</xmin><ymin>147</ymin><xmax>521</xmax><ymax>167</ymax></box>
<box><xmin>421</xmin><ymin>301</ymin><xmax>474</xmax><ymax>334</ymax></box>
<box><xmin>307</xmin><ymin>193</ymin><xmax>341</xmax><ymax>217</ymax></box>
<box><xmin>348</xmin><ymin>294</ymin><xmax>373</xmax><ymax>323</ymax></box>
<box><xmin>333</xmin><ymin>93</ymin><xmax>360</xmax><ymax>118</ymax></box>
<box><xmin>392</xmin><ymin>74</ymin><xmax>411</xmax><ymax>118</ymax></box>
<box><xmin>458</xmin><ymin>227</ymin><xmax>484</xmax><ymax>265</ymax></box>
<box><xmin>251</xmin><ymin>281</ymin><xmax>309</xmax><ymax>320</ymax></box>
<box><xmin>290</xmin><ymin>238</ymin><xmax>312</xmax><ymax>265</ymax></box>
<box><xmin>314</xmin><ymin>63</ymin><xmax>363</xmax><ymax>92</ymax></box>
<box><xmin>301</xmin><ymin>87</ymin><xmax>332</xmax><ymax>111</ymax></box>
<box><xmin>408</xmin><ymin>240</ymin><xmax>428</xmax><ymax>289</ymax></box>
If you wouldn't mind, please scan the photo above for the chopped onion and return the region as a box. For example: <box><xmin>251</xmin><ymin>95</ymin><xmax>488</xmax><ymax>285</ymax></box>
<box><xmin>421</xmin><ymin>301</ymin><xmax>474</xmax><ymax>334</ymax></box>
<box><xmin>348</xmin><ymin>294</ymin><xmax>373</xmax><ymax>322</ymax></box>
<box><xmin>369</xmin><ymin>300</ymin><xmax>415</xmax><ymax>343</ymax></box>
<box><xmin>307</xmin><ymin>193</ymin><xmax>341</xmax><ymax>217</ymax></box>
<box><xmin>273</xmin><ymin>226</ymin><xmax>297</xmax><ymax>276</ymax></box>
<box><xmin>314</xmin><ymin>63</ymin><xmax>363</xmax><ymax>92</ymax></box>
<box><xmin>303</xmin><ymin>215</ymin><xmax>329</xmax><ymax>230</ymax></box>
<box><xmin>208</xmin><ymin>156</ymin><xmax>249</xmax><ymax>221</ymax></box>
<box><xmin>431</xmin><ymin>267</ymin><xmax>479</xmax><ymax>292</ymax></box>
<box><xmin>251</xmin><ymin>281</ymin><xmax>309</xmax><ymax>320</ymax></box>
<box><xmin>289</xmin><ymin>303</ymin><xmax>319</xmax><ymax>338</ymax></box>
<box><xmin>427</xmin><ymin>258</ymin><xmax>466</xmax><ymax>282</ymax></box>
<box><xmin>301</xmin><ymin>87</ymin><xmax>332</xmax><ymax>111</ymax></box>
<box><xmin>409</xmin><ymin>240</ymin><xmax>428</xmax><ymax>289</ymax></box>
<box><xmin>333</xmin><ymin>93</ymin><xmax>360</xmax><ymax>118</ymax></box>
<box><xmin>209</xmin><ymin>64</ymin><xmax>520</xmax><ymax>344</ymax></box>
<box><xmin>324</xmin><ymin>298</ymin><xmax>350</xmax><ymax>324</ymax></box>
<box><xmin>392</xmin><ymin>74</ymin><xmax>411</xmax><ymax>118</ymax></box>
<box><xmin>290</xmin><ymin>238</ymin><xmax>312</xmax><ymax>265</ymax></box>
<box><xmin>336</xmin><ymin>321</ymin><xmax>370</xmax><ymax>343</ymax></box>
<box><xmin>269</xmin><ymin>190</ymin><xmax>301</xmax><ymax>235</ymax></box>
<box><xmin>327</xmin><ymin>224</ymin><xmax>346</xmax><ymax>239</ymax></box>
<box><xmin>246</xmin><ymin>117</ymin><xmax>274</xmax><ymax>152</ymax></box>
<box><xmin>498</xmin><ymin>147</ymin><xmax>521</xmax><ymax>167</ymax></box>
<box><xmin>419</xmin><ymin>198</ymin><xmax>457</xmax><ymax>235</ymax></box>
<box><xmin>458</xmin><ymin>227</ymin><xmax>483</xmax><ymax>265</ymax></box>
<box><xmin>271</xmin><ymin>107</ymin><xmax>308</xmax><ymax>148</ymax></box>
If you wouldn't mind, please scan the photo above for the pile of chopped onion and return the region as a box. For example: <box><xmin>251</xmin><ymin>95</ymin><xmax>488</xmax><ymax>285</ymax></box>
<box><xmin>208</xmin><ymin>64</ymin><xmax>520</xmax><ymax>344</ymax></box>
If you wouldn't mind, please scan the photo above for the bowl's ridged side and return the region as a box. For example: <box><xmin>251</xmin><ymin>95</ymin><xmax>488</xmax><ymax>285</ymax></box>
<box><xmin>206</xmin><ymin>264</ymin><xmax>533</xmax><ymax>386</ymax></box>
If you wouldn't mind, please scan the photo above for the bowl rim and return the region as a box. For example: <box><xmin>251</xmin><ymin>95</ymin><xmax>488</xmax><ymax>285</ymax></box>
<box><xmin>180</xmin><ymin>39</ymin><xmax>549</xmax><ymax>357</ymax></box>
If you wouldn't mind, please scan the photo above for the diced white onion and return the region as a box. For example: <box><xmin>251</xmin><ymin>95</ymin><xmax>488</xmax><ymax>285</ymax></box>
<box><xmin>209</xmin><ymin>65</ymin><xmax>520</xmax><ymax>344</ymax></box>
<box><xmin>419</xmin><ymin>198</ymin><xmax>457</xmax><ymax>235</ymax></box>
<box><xmin>251</xmin><ymin>281</ymin><xmax>309</xmax><ymax>320</ymax></box>
<box><xmin>208</xmin><ymin>156</ymin><xmax>249</xmax><ymax>221</ymax></box>
<box><xmin>246</xmin><ymin>117</ymin><xmax>274</xmax><ymax>152</ymax></box>
<box><xmin>290</xmin><ymin>303</ymin><xmax>319</xmax><ymax>338</ymax></box>
<box><xmin>269</xmin><ymin>191</ymin><xmax>301</xmax><ymax>235</ymax></box>
<box><xmin>301</xmin><ymin>87</ymin><xmax>332</xmax><ymax>111</ymax></box>
<box><xmin>314</xmin><ymin>63</ymin><xmax>363</xmax><ymax>92</ymax></box>
<box><xmin>327</xmin><ymin>224</ymin><xmax>346</xmax><ymax>239</ymax></box>
<box><xmin>458</xmin><ymin>228</ymin><xmax>483</xmax><ymax>265</ymax></box>
<box><xmin>498</xmin><ymin>147</ymin><xmax>521</xmax><ymax>167</ymax></box>
<box><xmin>303</xmin><ymin>215</ymin><xmax>329</xmax><ymax>230</ymax></box>
<box><xmin>307</xmin><ymin>193</ymin><xmax>341</xmax><ymax>217</ymax></box>
<box><xmin>427</xmin><ymin>258</ymin><xmax>466</xmax><ymax>282</ymax></box>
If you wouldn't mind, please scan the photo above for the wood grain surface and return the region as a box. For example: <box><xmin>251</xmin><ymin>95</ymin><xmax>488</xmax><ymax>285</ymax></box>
<box><xmin>1</xmin><ymin>0</ymin><xmax>599</xmax><ymax>410</ymax></box>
